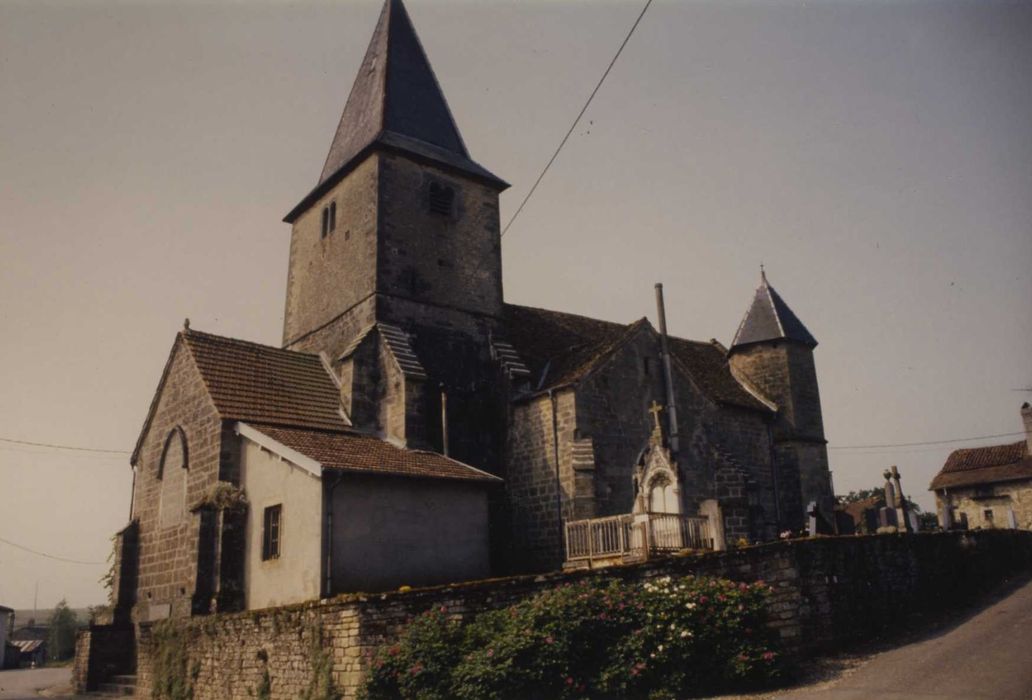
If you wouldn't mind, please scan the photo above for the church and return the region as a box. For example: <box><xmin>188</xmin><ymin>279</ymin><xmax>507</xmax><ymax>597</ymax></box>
<box><xmin>109</xmin><ymin>0</ymin><xmax>834</xmax><ymax>624</ymax></box>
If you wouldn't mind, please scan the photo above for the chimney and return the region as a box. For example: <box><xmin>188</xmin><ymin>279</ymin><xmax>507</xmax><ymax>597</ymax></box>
<box><xmin>1022</xmin><ymin>402</ymin><xmax>1032</xmax><ymax>454</ymax></box>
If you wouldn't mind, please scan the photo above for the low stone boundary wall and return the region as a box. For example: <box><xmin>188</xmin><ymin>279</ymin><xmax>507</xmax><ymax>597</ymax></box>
<box><xmin>73</xmin><ymin>624</ymin><xmax>135</xmax><ymax>692</ymax></box>
<box><xmin>131</xmin><ymin>531</ymin><xmax>1032</xmax><ymax>699</ymax></box>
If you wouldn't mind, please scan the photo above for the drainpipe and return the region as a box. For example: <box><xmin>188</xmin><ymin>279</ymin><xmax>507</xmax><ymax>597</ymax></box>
<box><xmin>549</xmin><ymin>390</ymin><xmax>563</xmax><ymax>560</ymax></box>
<box><xmin>440</xmin><ymin>386</ymin><xmax>449</xmax><ymax>457</ymax></box>
<box><xmin>767</xmin><ymin>424</ymin><xmax>782</xmax><ymax>530</ymax></box>
<box><xmin>654</xmin><ymin>283</ymin><xmax>680</xmax><ymax>455</ymax></box>
<box><xmin>323</xmin><ymin>473</ymin><xmax>345</xmax><ymax>599</ymax></box>
<box><xmin>128</xmin><ymin>465</ymin><xmax>137</xmax><ymax>520</ymax></box>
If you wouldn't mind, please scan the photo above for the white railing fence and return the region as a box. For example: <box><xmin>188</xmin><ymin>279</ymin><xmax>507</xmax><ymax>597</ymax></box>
<box><xmin>564</xmin><ymin>513</ymin><xmax>711</xmax><ymax>563</ymax></box>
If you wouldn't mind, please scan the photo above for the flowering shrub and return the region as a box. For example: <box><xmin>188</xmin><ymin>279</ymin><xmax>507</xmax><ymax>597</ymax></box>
<box><xmin>361</xmin><ymin>576</ymin><xmax>783</xmax><ymax>700</ymax></box>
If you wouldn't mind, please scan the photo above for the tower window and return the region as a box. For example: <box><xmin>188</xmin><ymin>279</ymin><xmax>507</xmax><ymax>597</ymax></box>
<box><xmin>321</xmin><ymin>201</ymin><xmax>337</xmax><ymax>238</ymax></box>
<box><xmin>428</xmin><ymin>182</ymin><xmax>454</xmax><ymax>216</ymax></box>
<box><xmin>262</xmin><ymin>504</ymin><xmax>282</xmax><ymax>560</ymax></box>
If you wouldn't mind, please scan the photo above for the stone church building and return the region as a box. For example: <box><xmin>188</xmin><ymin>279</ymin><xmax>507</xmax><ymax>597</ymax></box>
<box><xmin>109</xmin><ymin>0</ymin><xmax>834</xmax><ymax>624</ymax></box>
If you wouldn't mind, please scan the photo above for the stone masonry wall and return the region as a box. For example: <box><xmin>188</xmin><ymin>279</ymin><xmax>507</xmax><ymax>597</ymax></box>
<box><xmin>129</xmin><ymin>337</ymin><xmax>223</xmax><ymax>622</ymax></box>
<box><xmin>376</xmin><ymin>154</ymin><xmax>503</xmax><ymax>321</ymax></box>
<box><xmin>937</xmin><ymin>479</ymin><xmax>1032</xmax><ymax>531</ymax></box>
<box><xmin>504</xmin><ymin>390</ymin><xmax>575</xmax><ymax>572</ymax></box>
<box><xmin>283</xmin><ymin>156</ymin><xmax>380</xmax><ymax>348</ymax></box>
<box><xmin>130</xmin><ymin>531</ymin><xmax>1032</xmax><ymax>700</ymax></box>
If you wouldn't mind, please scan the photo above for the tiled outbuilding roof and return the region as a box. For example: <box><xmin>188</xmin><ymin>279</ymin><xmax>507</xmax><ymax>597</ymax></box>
<box><xmin>183</xmin><ymin>330</ymin><xmax>345</xmax><ymax>431</ymax></box>
<box><xmin>930</xmin><ymin>441</ymin><xmax>1032</xmax><ymax>490</ymax></box>
<box><xmin>502</xmin><ymin>304</ymin><xmax>770</xmax><ymax>413</ymax></box>
<box><xmin>251</xmin><ymin>424</ymin><xmax>499</xmax><ymax>484</ymax></box>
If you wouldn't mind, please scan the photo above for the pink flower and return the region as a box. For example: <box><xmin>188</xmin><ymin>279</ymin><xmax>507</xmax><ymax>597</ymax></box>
<box><xmin>545</xmin><ymin>635</ymin><xmax>554</xmax><ymax>645</ymax></box>
<box><xmin>565</xmin><ymin>676</ymin><xmax>574</xmax><ymax>686</ymax></box>
<box><xmin>763</xmin><ymin>651</ymin><xmax>776</xmax><ymax>661</ymax></box>
<box><xmin>439</xmin><ymin>606</ymin><xmax>447</xmax><ymax>614</ymax></box>
<box><xmin>487</xmin><ymin>649</ymin><xmax>494</xmax><ymax>658</ymax></box>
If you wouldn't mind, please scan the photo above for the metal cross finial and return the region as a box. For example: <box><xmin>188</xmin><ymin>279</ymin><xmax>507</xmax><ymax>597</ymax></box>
<box><xmin>183</xmin><ymin>318</ymin><xmax>191</xmax><ymax>331</ymax></box>
<box><xmin>760</xmin><ymin>263</ymin><xmax>767</xmax><ymax>284</ymax></box>
<box><xmin>648</xmin><ymin>400</ymin><xmax>664</xmax><ymax>432</ymax></box>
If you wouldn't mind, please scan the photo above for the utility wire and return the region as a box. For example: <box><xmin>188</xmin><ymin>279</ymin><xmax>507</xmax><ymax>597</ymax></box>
<box><xmin>0</xmin><ymin>536</ymin><xmax>106</xmax><ymax>566</ymax></box>
<box><xmin>501</xmin><ymin>0</ymin><xmax>654</xmax><ymax>238</ymax></box>
<box><xmin>0</xmin><ymin>435</ymin><xmax>129</xmax><ymax>455</ymax></box>
<box><xmin>829</xmin><ymin>431</ymin><xmax>1026</xmax><ymax>451</ymax></box>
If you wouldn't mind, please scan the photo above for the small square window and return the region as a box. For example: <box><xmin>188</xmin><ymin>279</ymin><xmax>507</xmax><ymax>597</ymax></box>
<box><xmin>262</xmin><ymin>505</ymin><xmax>282</xmax><ymax>560</ymax></box>
<box><xmin>983</xmin><ymin>508</ymin><xmax>994</xmax><ymax>524</ymax></box>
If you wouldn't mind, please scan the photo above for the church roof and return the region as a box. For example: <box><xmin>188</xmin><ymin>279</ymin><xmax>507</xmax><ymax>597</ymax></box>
<box><xmin>250</xmin><ymin>424</ymin><xmax>500</xmax><ymax>484</ymax></box>
<box><xmin>730</xmin><ymin>272</ymin><xmax>817</xmax><ymax>350</ymax></box>
<box><xmin>502</xmin><ymin>304</ymin><xmax>770</xmax><ymax>413</ymax></box>
<box><xmin>930</xmin><ymin>440</ymin><xmax>1032</xmax><ymax>490</ymax></box>
<box><xmin>183</xmin><ymin>329</ymin><xmax>345</xmax><ymax>431</ymax></box>
<box><xmin>285</xmin><ymin>0</ymin><xmax>506</xmax><ymax>223</ymax></box>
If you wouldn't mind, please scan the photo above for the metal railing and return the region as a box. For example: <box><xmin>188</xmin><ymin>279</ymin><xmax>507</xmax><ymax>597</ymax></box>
<box><xmin>564</xmin><ymin>513</ymin><xmax>711</xmax><ymax>563</ymax></box>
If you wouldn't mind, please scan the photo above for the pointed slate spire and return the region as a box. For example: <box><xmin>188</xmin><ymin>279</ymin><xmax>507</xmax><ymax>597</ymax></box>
<box><xmin>287</xmin><ymin>0</ymin><xmax>505</xmax><ymax>222</ymax></box>
<box><xmin>730</xmin><ymin>269</ymin><xmax>818</xmax><ymax>350</ymax></box>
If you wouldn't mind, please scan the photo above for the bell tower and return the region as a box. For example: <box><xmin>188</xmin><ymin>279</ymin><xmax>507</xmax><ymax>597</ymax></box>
<box><xmin>728</xmin><ymin>270</ymin><xmax>833</xmax><ymax>528</ymax></box>
<box><xmin>281</xmin><ymin>0</ymin><xmax>509</xmax><ymax>359</ymax></box>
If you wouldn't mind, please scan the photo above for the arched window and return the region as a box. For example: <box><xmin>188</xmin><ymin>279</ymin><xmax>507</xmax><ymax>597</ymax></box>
<box><xmin>648</xmin><ymin>474</ymin><xmax>678</xmax><ymax>514</ymax></box>
<box><xmin>158</xmin><ymin>427</ymin><xmax>188</xmax><ymax>529</ymax></box>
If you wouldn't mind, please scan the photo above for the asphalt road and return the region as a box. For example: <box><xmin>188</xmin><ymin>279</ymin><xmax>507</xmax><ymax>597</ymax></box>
<box><xmin>0</xmin><ymin>667</ymin><xmax>87</xmax><ymax>700</ymax></box>
<box><xmin>773</xmin><ymin>576</ymin><xmax>1032</xmax><ymax>700</ymax></box>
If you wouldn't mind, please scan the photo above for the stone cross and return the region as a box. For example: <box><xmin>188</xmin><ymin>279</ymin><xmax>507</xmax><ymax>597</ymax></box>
<box><xmin>648</xmin><ymin>401</ymin><xmax>664</xmax><ymax>433</ymax></box>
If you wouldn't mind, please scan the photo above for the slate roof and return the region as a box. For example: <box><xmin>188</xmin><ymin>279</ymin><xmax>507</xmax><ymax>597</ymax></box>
<box><xmin>502</xmin><ymin>304</ymin><xmax>770</xmax><ymax>413</ymax></box>
<box><xmin>502</xmin><ymin>304</ymin><xmax>643</xmax><ymax>391</ymax></box>
<box><xmin>667</xmin><ymin>337</ymin><xmax>771</xmax><ymax>412</ymax></box>
<box><xmin>285</xmin><ymin>0</ymin><xmax>505</xmax><ymax>223</ymax></box>
<box><xmin>183</xmin><ymin>330</ymin><xmax>345</xmax><ymax>431</ymax></box>
<box><xmin>930</xmin><ymin>440</ymin><xmax>1032</xmax><ymax>490</ymax></box>
<box><xmin>252</xmin><ymin>424</ymin><xmax>499</xmax><ymax>484</ymax></box>
<box><xmin>731</xmin><ymin>272</ymin><xmax>817</xmax><ymax>350</ymax></box>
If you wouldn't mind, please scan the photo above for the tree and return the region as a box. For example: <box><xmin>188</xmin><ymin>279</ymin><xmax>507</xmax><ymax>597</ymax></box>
<box><xmin>47</xmin><ymin>599</ymin><xmax>79</xmax><ymax>661</ymax></box>
<box><xmin>837</xmin><ymin>488</ymin><xmax>923</xmax><ymax>514</ymax></box>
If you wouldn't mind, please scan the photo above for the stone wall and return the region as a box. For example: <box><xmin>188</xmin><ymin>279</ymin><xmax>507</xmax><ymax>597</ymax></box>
<box><xmin>73</xmin><ymin>625</ymin><xmax>134</xmax><ymax>692</ymax></box>
<box><xmin>282</xmin><ymin>156</ymin><xmax>380</xmax><ymax>349</ymax></box>
<box><xmin>128</xmin><ymin>531</ymin><xmax>1032</xmax><ymax>700</ymax></box>
<box><xmin>937</xmin><ymin>479</ymin><xmax>1032</xmax><ymax>531</ymax></box>
<box><xmin>129</xmin><ymin>337</ymin><xmax>224</xmax><ymax>621</ymax></box>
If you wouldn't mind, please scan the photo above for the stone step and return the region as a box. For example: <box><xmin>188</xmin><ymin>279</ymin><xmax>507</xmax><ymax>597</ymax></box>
<box><xmin>94</xmin><ymin>681</ymin><xmax>136</xmax><ymax>696</ymax></box>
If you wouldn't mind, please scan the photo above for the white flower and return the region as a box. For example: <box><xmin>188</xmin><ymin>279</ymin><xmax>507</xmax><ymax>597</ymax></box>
<box><xmin>685</xmin><ymin>602</ymin><xmax>696</xmax><ymax>610</ymax></box>
<box><xmin>658</xmin><ymin>645</ymin><xmax>664</xmax><ymax>652</ymax></box>
<box><xmin>680</xmin><ymin>630</ymin><xmax>692</xmax><ymax>638</ymax></box>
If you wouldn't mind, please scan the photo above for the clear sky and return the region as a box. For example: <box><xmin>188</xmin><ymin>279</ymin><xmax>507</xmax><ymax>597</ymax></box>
<box><xmin>1</xmin><ymin>0</ymin><xmax>1029</xmax><ymax>609</ymax></box>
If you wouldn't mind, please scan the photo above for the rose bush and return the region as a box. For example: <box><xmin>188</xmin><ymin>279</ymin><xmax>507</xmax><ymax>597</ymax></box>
<box><xmin>361</xmin><ymin>576</ymin><xmax>783</xmax><ymax>700</ymax></box>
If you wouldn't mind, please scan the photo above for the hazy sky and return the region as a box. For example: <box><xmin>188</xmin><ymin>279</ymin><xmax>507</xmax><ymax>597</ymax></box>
<box><xmin>1</xmin><ymin>0</ymin><xmax>1030</xmax><ymax>609</ymax></box>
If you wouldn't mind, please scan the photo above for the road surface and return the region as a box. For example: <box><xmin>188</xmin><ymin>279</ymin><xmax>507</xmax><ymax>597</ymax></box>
<box><xmin>0</xmin><ymin>667</ymin><xmax>87</xmax><ymax>700</ymax></box>
<box><xmin>772</xmin><ymin>576</ymin><xmax>1032</xmax><ymax>699</ymax></box>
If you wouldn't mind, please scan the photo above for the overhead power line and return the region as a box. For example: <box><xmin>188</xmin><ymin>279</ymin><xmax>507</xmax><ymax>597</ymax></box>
<box><xmin>0</xmin><ymin>435</ymin><xmax>129</xmax><ymax>455</ymax></box>
<box><xmin>501</xmin><ymin>0</ymin><xmax>655</xmax><ymax>238</ymax></box>
<box><xmin>0</xmin><ymin>536</ymin><xmax>107</xmax><ymax>566</ymax></box>
<box><xmin>829</xmin><ymin>431</ymin><xmax>1026</xmax><ymax>451</ymax></box>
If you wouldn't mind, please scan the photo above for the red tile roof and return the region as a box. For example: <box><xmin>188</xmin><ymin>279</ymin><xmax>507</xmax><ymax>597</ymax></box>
<box><xmin>251</xmin><ymin>424</ymin><xmax>499</xmax><ymax>483</ymax></box>
<box><xmin>183</xmin><ymin>330</ymin><xmax>345</xmax><ymax>431</ymax></box>
<box><xmin>930</xmin><ymin>440</ymin><xmax>1032</xmax><ymax>490</ymax></box>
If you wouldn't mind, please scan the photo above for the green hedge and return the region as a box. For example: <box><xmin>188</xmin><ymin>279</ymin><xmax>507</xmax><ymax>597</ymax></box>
<box><xmin>361</xmin><ymin>576</ymin><xmax>783</xmax><ymax>700</ymax></box>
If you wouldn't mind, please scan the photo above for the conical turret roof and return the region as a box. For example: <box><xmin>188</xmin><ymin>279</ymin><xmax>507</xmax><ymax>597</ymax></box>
<box><xmin>285</xmin><ymin>0</ymin><xmax>506</xmax><ymax>222</ymax></box>
<box><xmin>730</xmin><ymin>270</ymin><xmax>817</xmax><ymax>350</ymax></box>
